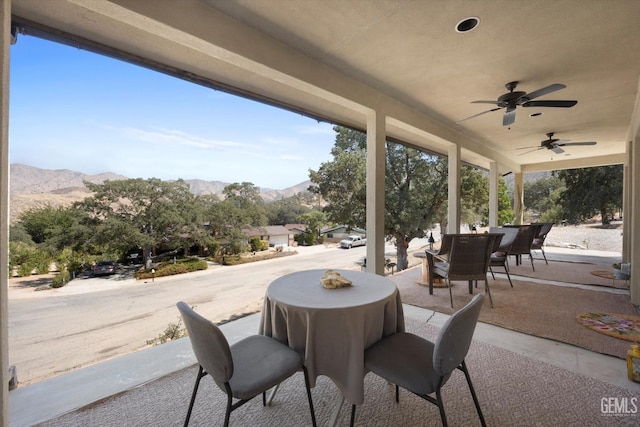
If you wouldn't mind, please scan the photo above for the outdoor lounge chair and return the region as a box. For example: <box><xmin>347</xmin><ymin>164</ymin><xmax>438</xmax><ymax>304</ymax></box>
<box><xmin>530</xmin><ymin>222</ymin><xmax>554</xmax><ymax>264</ymax></box>
<box><xmin>488</xmin><ymin>226</ymin><xmax>519</xmax><ymax>287</ymax></box>
<box><xmin>427</xmin><ymin>233</ymin><xmax>502</xmax><ymax>308</ymax></box>
<box><xmin>176</xmin><ymin>302</ymin><xmax>317</xmax><ymax>427</ymax></box>
<box><xmin>352</xmin><ymin>294</ymin><xmax>487</xmax><ymax>427</ymax></box>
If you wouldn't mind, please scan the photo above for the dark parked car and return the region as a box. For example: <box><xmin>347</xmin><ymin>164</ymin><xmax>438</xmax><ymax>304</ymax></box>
<box><xmin>93</xmin><ymin>260</ymin><xmax>116</xmax><ymax>276</ymax></box>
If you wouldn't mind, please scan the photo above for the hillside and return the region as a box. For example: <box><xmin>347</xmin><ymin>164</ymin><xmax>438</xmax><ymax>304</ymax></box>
<box><xmin>9</xmin><ymin>164</ymin><xmax>312</xmax><ymax>222</ymax></box>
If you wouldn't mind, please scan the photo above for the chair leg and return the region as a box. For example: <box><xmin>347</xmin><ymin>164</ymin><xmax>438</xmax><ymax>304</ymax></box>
<box><xmin>395</xmin><ymin>384</ymin><xmax>399</xmax><ymax>403</ymax></box>
<box><xmin>460</xmin><ymin>361</ymin><xmax>487</xmax><ymax>427</ymax></box>
<box><xmin>302</xmin><ymin>366</ymin><xmax>318</xmax><ymax>427</ymax></box>
<box><xmin>504</xmin><ymin>267</ymin><xmax>513</xmax><ymax>287</ymax></box>
<box><xmin>541</xmin><ymin>247</ymin><xmax>548</xmax><ymax>264</ymax></box>
<box><xmin>350</xmin><ymin>404</ymin><xmax>356</xmax><ymax>427</ymax></box>
<box><xmin>448</xmin><ymin>279</ymin><xmax>454</xmax><ymax>308</ymax></box>
<box><xmin>529</xmin><ymin>253</ymin><xmax>535</xmax><ymax>271</ymax></box>
<box><xmin>184</xmin><ymin>365</ymin><xmax>206</xmax><ymax>427</ymax></box>
<box><xmin>484</xmin><ymin>279</ymin><xmax>493</xmax><ymax>308</ymax></box>
<box><xmin>489</xmin><ymin>266</ymin><xmax>495</xmax><ymax>280</ymax></box>
<box><xmin>224</xmin><ymin>393</ymin><xmax>233</xmax><ymax>427</ymax></box>
<box><xmin>435</xmin><ymin>388</ymin><xmax>448</xmax><ymax>427</ymax></box>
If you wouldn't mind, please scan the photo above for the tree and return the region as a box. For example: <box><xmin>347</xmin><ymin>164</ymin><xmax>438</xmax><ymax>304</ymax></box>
<box><xmin>555</xmin><ymin>165</ymin><xmax>623</xmax><ymax>225</ymax></box>
<box><xmin>460</xmin><ymin>165</ymin><xmax>489</xmax><ymax>226</ymax></box>
<box><xmin>385</xmin><ymin>142</ymin><xmax>448</xmax><ymax>269</ymax></box>
<box><xmin>310</xmin><ymin>127</ymin><xmax>449</xmax><ymax>270</ymax></box>
<box><xmin>220</xmin><ymin>182</ymin><xmax>268</xmax><ymax>228</ymax></box>
<box><xmin>496</xmin><ymin>178</ymin><xmax>514</xmax><ymax>225</ymax></box>
<box><xmin>524</xmin><ymin>175</ymin><xmax>565</xmax><ymax>215</ymax></box>
<box><xmin>78</xmin><ymin>178</ymin><xmax>203</xmax><ymax>262</ymax></box>
<box><xmin>266</xmin><ymin>194</ymin><xmax>311</xmax><ymax>225</ymax></box>
<box><xmin>309</xmin><ymin>127</ymin><xmax>368</xmax><ymax>229</ymax></box>
<box><xmin>299</xmin><ymin>210</ymin><xmax>328</xmax><ymax>243</ymax></box>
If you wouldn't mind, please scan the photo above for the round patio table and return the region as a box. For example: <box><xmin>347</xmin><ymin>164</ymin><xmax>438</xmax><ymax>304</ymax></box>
<box><xmin>259</xmin><ymin>269</ymin><xmax>404</xmax><ymax>405</ymax></box>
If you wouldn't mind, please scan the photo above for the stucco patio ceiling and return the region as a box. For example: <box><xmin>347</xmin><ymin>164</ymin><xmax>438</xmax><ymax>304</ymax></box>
<box><xmin>10</xmin><ymin>0</ymin><xmax>640</xmax><ymax>174</ymax></box>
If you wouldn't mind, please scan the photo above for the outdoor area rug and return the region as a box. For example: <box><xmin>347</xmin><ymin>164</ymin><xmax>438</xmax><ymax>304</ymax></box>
<box><xmin>507</xmin><ymin>259</ymin><xmax>628</xmax><ymax>289</ymax></box>
<box><xmin>38</xmin><ymin>318</ymin><xmax>640</xmax><ymax>427</ymax></box>
<box><xmin>391</xmin><ymin>266</ymin><xmax>636</xmax><ymax>359</ymax></box>
<box><xmin>576</xmin><ymin>313</ymin><xmax>640</xmax><ymax>343</ymax></box>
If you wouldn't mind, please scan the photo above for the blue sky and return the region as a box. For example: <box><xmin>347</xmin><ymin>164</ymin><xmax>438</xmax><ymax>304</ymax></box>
<box><xmin>9</xmin><ymin>36</ymin><xmax>337</xmax><ymax>189</ymax></box>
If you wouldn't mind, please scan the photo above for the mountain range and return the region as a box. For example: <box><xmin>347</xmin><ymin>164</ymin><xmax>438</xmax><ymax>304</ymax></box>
<box><xmin>9</xmin><ymin>163</ymin><xmax>312</xmax><ymax>222</ymax></box>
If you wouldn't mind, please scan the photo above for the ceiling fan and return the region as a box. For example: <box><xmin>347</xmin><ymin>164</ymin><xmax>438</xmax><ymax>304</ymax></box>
<box><xmin>458</xmin><ymin>81</ymin><xmax>577</xmax><ymax>126</ymax></box>
<box><xmin>517</xmin><ymin>132</ymin><xmax>597</xmax><ymax>155</ymax></box>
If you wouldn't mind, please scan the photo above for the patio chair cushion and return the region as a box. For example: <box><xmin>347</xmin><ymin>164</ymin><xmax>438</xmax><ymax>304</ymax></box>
<box><xmin>229</xmin><ymin>335</ymin><xmax>303</xmax><ymax>400</ymax></box>
<box><xmin>365</xmin><ymin>332</ymin><xmax>445</xmax><ymax>395</ymax></box>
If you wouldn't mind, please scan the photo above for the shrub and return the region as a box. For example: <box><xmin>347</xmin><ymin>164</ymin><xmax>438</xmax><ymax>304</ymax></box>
<box><xmin>52</xmin><ymin>270</ymin><xmax>71</xmax><ymax>288</ymax></box>
<box><xmin>249</xmin><ymin>237</ymin><xmax>262</xmax><ymax>252</ymax></box>
<box><xmin>135</xmin><ymin>257</ymin><xmax>207</xmax><ymax>279</ymax></box>
<box><xmin>146</xmin><ymin>317</ymin><xmax>187</xmax><ymax>346</ymax></box>
<box><xmin>17</xmin><ymin>262</ymin><xmax>34</xmax><ymax>277</ymax></box>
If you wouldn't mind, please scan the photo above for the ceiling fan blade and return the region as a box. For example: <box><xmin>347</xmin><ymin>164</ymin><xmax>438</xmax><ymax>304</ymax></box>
<box><xmin>471</xmin><ymin>100</ymin><xmax>501</xmax><ymax>105</ymax></box>
<box><xmin>518</xmin><ymin>147</ymin><xmax>544</xmax><ymax>156</ymax></box>
<box><xmin>522</xmin><ymin>100</ymin><xmax>577</xmax><ymax>108</ymax></box>
<box><xmin>557</xmin><ymin>141</ymin><xmax>597</xmax><ymax>147</ymax></box>
<box><xmin>551</xmin><ymin>146</ymin><xmax>565</xmax><ymax>154</ymax></box>
<box><xmin>503</xmin><ymin>109</ymin><xmax>516</xmax><ymax>126</ymax></box>
<box><xmin>516</xmin><ymin>145</ymin><xmax>541</xmax><ymax>150</ymax></box>
<box><xmin>523</xmin><ymin>83</ymin><xmax>566</xmax><ymax>101</ymax></box>
<box><xmin>457</xmin><ymin>107</ymin><xmax>502</xmax><ymax>123</ymax></box>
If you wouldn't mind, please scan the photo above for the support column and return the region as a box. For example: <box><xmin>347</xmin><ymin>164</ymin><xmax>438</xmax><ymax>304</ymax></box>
<box><xmin>630</xmin><ymin>137</ymin><xmax>640</xmax><ymax>306</ymax></box>
<box><xmin>447</xmin><ymin>145</ymin><xmax>460</xmax><ymax>233</ymax></box>
<box><xmin>365</xmin><ymin>110</ymin><xmax>386</xmax><ymax>275</ymax></box>
<box><xmin>622</xmin><ymin>140</ymin><xmax>632</xmax><ymax>263</ymax></box>
<box><xmin>513</xmin><ymin>172</ymin><xmax>524</xmax><ymax>225</ymax></box>
<box><xmin>1</xmin><ymin>0</ymin><xmax>11</xmax><ymax>423</ymax></box>
<box><xmin>488</xmin><ymin>161</ymin><xmax>498</xmax><ymax>227</ymax></box>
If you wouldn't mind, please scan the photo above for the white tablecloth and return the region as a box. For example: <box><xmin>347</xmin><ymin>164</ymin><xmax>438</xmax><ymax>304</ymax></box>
<box><xmin>259</xmin><ymin>269</ymin><xmax>404</xmax><ymax>405</ymax></box>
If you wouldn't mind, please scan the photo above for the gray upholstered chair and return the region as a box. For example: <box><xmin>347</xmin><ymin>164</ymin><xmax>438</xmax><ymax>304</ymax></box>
<box><xmin>427</xmin><ymin>233</ymin><xmax>502</xmax><ymax>308</ymax></box>
<box><xmin>176</xmin><ymin>302</ymin><xmax>317</xmax><ymax>427</ymax></box>
<box><xmin>488</xmin><ymin>226</ymin><xmax>519</xmax><ymax>287</ymax></box>
<box><xmin>530</xmin><ymin>222</ymin><xmax>554</xmax><ymax>264</ymax></box>
<box><xmin>352</xmin><ymin>294</ymin><xmax>486</xmax><ymax>427</ymax></box>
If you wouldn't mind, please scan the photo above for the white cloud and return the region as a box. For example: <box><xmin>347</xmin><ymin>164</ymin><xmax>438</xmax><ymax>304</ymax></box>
<box><xmin>295</xmin><ymin>122</ymin><xmax>335</xmax><ymax>135</ymax></box>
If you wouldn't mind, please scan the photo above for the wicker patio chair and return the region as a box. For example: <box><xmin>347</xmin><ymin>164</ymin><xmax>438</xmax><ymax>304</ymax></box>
<box><xmin>488</xmin><ymin>226</ymin><xmax>519</xmax><ymax>287</ymax></box>
<box><xmin>530</xmin><ymin>222</ymin><xmax>554</xmax><ymax>264</ymax></box>
<box><xmin>426</xmin><ymin>233</ymin><xmax>502</xmax><ymax>308</ymax></box>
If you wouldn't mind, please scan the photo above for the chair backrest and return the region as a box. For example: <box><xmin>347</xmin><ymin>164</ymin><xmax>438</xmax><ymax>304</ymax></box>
<box><xmin>504</xmin><ymin>225</ymin><xmax>538</xmax><ymax>255</ymax></box>
<box><xmin>435</xmin><ymin>233</ymin><xmax>453</xmax><ymax>257</ymax></box>
<box><xmin>531</xmin><ymin>222</ymin><xmax>553</xmax><ymax>243</ymax></box>
<box><xmin>433</xmin><ymin>294</ymin><xmax>484</xmax><ymax>377</ymax></box>
<box><xmin>489</xmin><ymin>226</ymin><xmax>519</xmax><ymax>253</ymax></box>
<box><xmin>446</xmin><ymin>234</ymin><xmax>501</xmax><ymax>279</ymax></box>
<box><xmin>177</xmin><ymin>301</ymin><xmax>234</xmax><ymax>386</ymax></box>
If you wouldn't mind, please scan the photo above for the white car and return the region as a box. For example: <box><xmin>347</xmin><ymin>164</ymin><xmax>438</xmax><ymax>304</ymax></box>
<box><xmin>339</xmin><ymin>235</ymin><xmax>366</xmax><ymax>249</ymax></box>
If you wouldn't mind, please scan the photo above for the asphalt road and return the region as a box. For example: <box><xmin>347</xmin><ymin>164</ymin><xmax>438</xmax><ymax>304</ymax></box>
<box><xmin>8</xmin><ymin>244</ymin><xmax>381</xmax><ymax>385</ymax></box>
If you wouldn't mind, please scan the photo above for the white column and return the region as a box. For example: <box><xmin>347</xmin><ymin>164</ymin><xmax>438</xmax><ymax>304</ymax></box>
<box><xmin>630</xmin><ymin>137</ymin><xmax>640</xmax><ymax>306</ymax></box>
<box><xmin>488</xmin><ymin>161</ymin><xmax>499</xmax><ymax>227</ymax></box>
<box><xmin>447</xmin><ymin>145</ymin><xmax>460</xmax><ymax>233</ymax></box>
<box><xmin>513</xmin><ymin>172</ymin><xmax>524</xmax><ymax>225</ymax></box>
<box><xmin>366</xmin><ymin>110</ymin><xmax>386</xmax><ymax>275</ymax></box>
<box><xmin>1</xmin><ymin>0</ymin><xmax>11</xmax><ymax>423</ymax></box>
<box><xmin>622</xmin><ymin>140</ymin><xmax>632</xmax><ymax>263</ymax></box>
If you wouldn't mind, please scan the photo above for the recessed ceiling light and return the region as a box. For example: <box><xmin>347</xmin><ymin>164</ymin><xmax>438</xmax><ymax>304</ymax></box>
<box><xmin>455</xmin><ymin>17</ymin><xmax>480</xmax><ymax>33</ymax></box>
<box><xmin>529</xmin><ymin>112</ymin><xmax>543</xmax><ymax>117</ymax></box>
